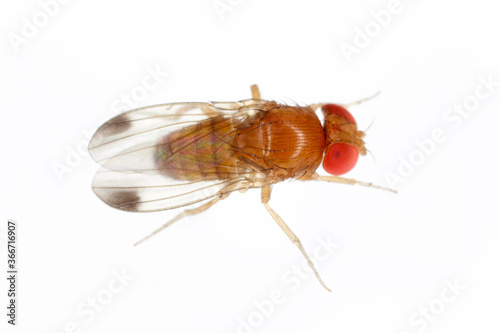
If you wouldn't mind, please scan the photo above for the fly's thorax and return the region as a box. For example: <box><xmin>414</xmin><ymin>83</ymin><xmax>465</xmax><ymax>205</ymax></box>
<box><xmin>234</xmin><ymin>104</ymin><xmax>326</xmax><ymax>179</ymax></box>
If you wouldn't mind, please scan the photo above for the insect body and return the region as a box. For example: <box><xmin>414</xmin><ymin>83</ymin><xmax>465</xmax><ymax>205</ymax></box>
<box><xmin>89</xmin><ymin>85</ymin><xmax>390</xmax><ymax>291</ymax></box>
<box><xmin>155</xmin><ymin>102</ymin><xmax>327</xmax><ymax>181</ymax></box>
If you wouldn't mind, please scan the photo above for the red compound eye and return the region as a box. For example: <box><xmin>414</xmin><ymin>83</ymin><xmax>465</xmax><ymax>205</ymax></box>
<box><xmin>322</xmin><ymin>104</ymin><xmax>356</xmax><ymax>124</ymax></box>
<box><xmin>323</xmin><ymin>143</ymin><xmax>359</xmax><ymax>176</ymax></box>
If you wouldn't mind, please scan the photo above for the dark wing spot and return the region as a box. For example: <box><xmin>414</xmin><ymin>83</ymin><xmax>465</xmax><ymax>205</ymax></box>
<box><xmin>101</xmin><ymin>189</ymin><xmax>141</xmax><ymax>212</ymax></box>
<box><xmin>100</xmin><ymin>114</ymin><xmax>132</xmax><ymax>137</ymax></box>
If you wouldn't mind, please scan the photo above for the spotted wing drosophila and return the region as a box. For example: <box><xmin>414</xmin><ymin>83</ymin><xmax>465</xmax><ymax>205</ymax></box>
<box><xmin>89</xmin><ymin>84</ymin><xmax>393</xmax><ymax>291</ymax></box>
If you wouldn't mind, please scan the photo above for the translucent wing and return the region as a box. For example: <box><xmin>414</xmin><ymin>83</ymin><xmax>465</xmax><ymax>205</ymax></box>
<box><xmin>89</xmin><ymin>100</ymin><xmax>269</xmax><ymax>212</ymax></box>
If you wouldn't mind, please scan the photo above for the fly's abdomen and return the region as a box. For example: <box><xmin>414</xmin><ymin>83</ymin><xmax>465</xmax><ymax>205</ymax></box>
<box><xmin>155</xmin><ymin>117</ymin><xmax>240</xmax><ymax>180</ymax></box>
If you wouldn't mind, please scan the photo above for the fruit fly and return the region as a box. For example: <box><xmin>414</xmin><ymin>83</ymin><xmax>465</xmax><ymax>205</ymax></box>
<box><xmin>89</xmin><ymin>84</ymin><xmax>392</xmax><ymax>291</ymax></box>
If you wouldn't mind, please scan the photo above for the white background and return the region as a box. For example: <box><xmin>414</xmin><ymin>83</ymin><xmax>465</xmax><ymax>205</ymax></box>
<box><xmin>1</xmin><ymin>0</ymin><xmax>499</xmax><ymax>332</ymax></box>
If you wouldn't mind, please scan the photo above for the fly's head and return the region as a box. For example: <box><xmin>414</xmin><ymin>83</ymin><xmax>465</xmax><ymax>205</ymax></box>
<box><xmin>321</xmin><ymin>104</ymin><xmax>367</xmax><ymax>176</ymax></box>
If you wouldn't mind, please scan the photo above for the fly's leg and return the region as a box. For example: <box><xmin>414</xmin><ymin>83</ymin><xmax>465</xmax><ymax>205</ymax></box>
<box><xmin>341</xmin><ymin>91</ymin><xmax>380</xmax><ymax>108</ymax></box>
<box><xmin>250</xmin><ymin>84</ymin><xmax>261</xmax><ymax>99</ymax></box>
<box><xmin>134</xmin><ymin>193</ymin><xmax>230</xmax><ymax>246</ymax></box>
<box><xmin>261</xmin><ymin>185</ymin><xmax>332</xmax><ymax>292</ymax></box>
<box><xmin>306</xmin><ymin>173</ymin><xmax>396</xmax><ymax>193</ymax></box>
<box><xmin>308</xmin><ymin>91</ymin><xmax>381</xmax><ymax>111</ymax></box>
